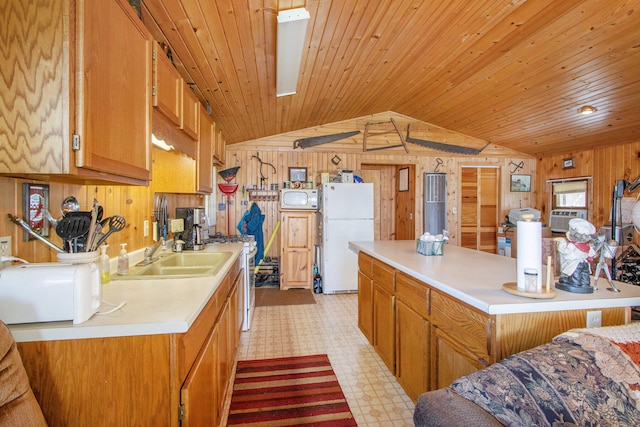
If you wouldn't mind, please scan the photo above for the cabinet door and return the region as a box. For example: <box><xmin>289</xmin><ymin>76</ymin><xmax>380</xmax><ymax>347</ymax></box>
<box><xmin>215</xmin><ymin>299</ymin><xmax>231</xmax><ymax>423</ymax></box>
<box><xmin>153</xmin><ymin>42</ymin><xmax>182</xmax><ymax>126</ymax></box>
<box><xmin>358</xmin><ymin>271</ymin><xmax>374</xmax><ymax>344</ymax></box>
<box><xmin>181</xmin><ymin>328</ymin><xmax>216</xmax><ymax>426</ymax></box>
<box><xmin>373</xmin><ymin>284</ymin><xmax>395</xmax><ymax>373</ymax></box>
<box><xmin>213</xmin><ymin>126</ymin><xmax>226</xmax><ymax>165</ymax></box>
<box><xmin>432</xmin><ymin>327</ymin><xmax>487</xmax><ymax>390</ymax></box>
<box><xmin>76</xmin><ymin>0</ymin><xmax>152</xmax><ymax>182</ymax></box>
<box><xmin>0</xmin><ymin>0</ymin><xmax>68</xmax><ymax>175</ymax></box>
<box><xmin>181</xmin><ymin>84</ymin><xmax>200</xmax><ymax>140</ymax></box>
<box><xmin>396</xmin><ymin>300</ymin><xmax>429</xmax><ymax>401</ymax></box>
<box><xmin>280</xmin><ymin>211</ymin><xmax>313</xmax><ymax>289</ymax></box>
<box><xmin>197</xmin><ymin>106</ymin><xmax>214</xmax><ymax>193</ymax></box>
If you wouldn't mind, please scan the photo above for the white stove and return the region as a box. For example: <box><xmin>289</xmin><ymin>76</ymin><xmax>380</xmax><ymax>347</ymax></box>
<box><xmin>206</xmin><ymin>234</ymin><xmax>257</xmax><ymax>331</ymax></box>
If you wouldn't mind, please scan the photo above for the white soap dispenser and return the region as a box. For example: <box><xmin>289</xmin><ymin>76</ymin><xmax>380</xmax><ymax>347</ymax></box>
<box><xmin>99</xmin><ymin>244</ymin><xmax>110</xmax><ymax>284</ymax></box>
<box><xmin>117</xmin><ymin>243</ymin><xmax>129</xmax><ymax>275</ymax></box>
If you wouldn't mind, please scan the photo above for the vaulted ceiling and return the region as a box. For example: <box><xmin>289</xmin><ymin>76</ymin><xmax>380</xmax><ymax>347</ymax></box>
<box><xmin>141</xmin><ymin>0</ymin><xmax>640</xmax><ymax>157</ymax></box>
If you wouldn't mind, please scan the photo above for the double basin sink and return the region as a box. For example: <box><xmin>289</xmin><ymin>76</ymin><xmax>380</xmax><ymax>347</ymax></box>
<box><xmin>113</xmin><ymin>251</ymin><xmax>233</xmax><ymax>280</ymax></box>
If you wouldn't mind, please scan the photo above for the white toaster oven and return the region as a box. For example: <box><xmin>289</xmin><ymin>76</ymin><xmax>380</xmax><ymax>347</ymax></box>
<box><xmin>0</xmin><ymin>263</ymin><xmax>101</xmax><ymax>325</ymax></box>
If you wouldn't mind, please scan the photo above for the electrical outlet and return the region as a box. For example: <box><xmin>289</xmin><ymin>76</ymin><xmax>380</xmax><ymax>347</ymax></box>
<box><xmin>586</xmin><ymin>310</ymin><xmax>602</xmax><ymax>328</ymax></box>
<box><xmin>143</xmin><ymin>220</ymin><xmax>149</xmax><ymax>238</ymax></box>
<box><xmin>0</xmin><ymin>236</ymin><xmax>12</xmax><ymax>258</ymax></box>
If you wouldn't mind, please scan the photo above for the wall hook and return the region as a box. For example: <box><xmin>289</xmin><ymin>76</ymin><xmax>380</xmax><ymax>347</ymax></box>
<box><xmin>434</xmin><ymin>158</ymin><xmax>443</xmax><ymax>173</ymax></box>
<box><xmin>509</xmin><ymin>160</ymin><xmax>524</xmax><ymax>174</ymax></box>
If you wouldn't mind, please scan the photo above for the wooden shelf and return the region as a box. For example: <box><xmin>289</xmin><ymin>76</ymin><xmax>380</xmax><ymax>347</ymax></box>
<box><xmin>248</xmin><ymin>190</ymin><xmax>278</xmax><ymax>201</ymax></box>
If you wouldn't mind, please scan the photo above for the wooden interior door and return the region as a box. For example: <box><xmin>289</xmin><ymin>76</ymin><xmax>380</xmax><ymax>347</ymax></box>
<box><xmin>395</xmin><ymin>164</ymin><xmax>415</xmax><ymax>240</ymax></box>
<box><xmin>460</xmin><ymin>167</ymin><xmax>499</xmax><ymax>253</ymax></box>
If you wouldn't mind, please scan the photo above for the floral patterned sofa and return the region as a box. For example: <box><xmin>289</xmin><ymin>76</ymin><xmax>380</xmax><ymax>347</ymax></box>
<box><xmin>414</xmin><ymin>322</ymin><xmax>640</xmax><ymax>426</ymax></box>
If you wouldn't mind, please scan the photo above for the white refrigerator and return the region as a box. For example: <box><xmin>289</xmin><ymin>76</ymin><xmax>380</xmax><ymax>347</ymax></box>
<box><xmin>319</xmin><ymin>183</ymin><xmax>374</xmax><ymax>294</ymax></box>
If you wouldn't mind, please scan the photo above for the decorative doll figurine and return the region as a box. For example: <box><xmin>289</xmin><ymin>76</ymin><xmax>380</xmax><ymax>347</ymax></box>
<box><xmin>555</xmin><ymin>218</ymin><xmax>597</xmax><ymax>293</ymax></box>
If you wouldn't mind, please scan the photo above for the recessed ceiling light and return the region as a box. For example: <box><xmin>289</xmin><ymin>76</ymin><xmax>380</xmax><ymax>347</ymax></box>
<box><xmin>577</xmin><ymin>105</ymin><xmax>598</xmax><ymax>115</ymax></box>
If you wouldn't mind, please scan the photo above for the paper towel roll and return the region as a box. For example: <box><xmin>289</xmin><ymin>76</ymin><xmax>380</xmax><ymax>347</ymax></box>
<box><xmin>516</xmin><ymin>221</ymin><xmax>542</xmax><ymax>291</ymax></box>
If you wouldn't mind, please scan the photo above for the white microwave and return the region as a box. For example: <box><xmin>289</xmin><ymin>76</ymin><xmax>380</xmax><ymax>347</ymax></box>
<box><xmin>280</xmin><ymin>189</ymin><xmax>318</xmax><ymax>210</ymax></box>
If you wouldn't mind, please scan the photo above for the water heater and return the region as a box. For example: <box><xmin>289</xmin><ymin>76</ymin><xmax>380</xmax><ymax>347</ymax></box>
<box><xmin>423</xmin><ymin>173</ymin><xmax>447</xmax><ymax>235</ymax></box>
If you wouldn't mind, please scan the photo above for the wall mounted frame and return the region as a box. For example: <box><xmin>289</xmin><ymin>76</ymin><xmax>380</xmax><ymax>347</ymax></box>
<box><xmin>22</xmin><ymin>183</ymin><xmax>50</xmax><ymax>240</ymax></box>
<box><xmin>510</xmin><ymin>174</ymin><xmax>531</xmax><ymax>192</ymax></box>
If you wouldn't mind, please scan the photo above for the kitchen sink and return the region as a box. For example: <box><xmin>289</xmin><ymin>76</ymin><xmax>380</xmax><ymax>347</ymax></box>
<box><xmin>157</xmin><ymin>252</ymin><xmax>231</xmax><ymax>267</ymax></box>
<box><xmin>113</xmin><ymin>251</ymin><xmax>233</xmax><ymax>280</ymax></box>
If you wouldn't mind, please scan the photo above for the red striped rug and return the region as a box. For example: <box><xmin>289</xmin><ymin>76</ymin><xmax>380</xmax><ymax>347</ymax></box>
<box><xmin>227</xmin><ymin>354</ymin><xmax>357</xmax><ymax>426</ymax></box>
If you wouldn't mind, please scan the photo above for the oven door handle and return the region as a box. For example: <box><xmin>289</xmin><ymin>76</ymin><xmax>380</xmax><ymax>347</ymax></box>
<box><xmin>247</xmin><ymin>247</ymin><xmax>258</xmax><ymax>257</ymax></box>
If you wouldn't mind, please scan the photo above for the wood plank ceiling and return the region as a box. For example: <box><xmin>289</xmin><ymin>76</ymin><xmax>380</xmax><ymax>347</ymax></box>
<box><xmin>141</xmin><ymin>0</ymin><xmax>640</xmax><ymax>157</ymax></box>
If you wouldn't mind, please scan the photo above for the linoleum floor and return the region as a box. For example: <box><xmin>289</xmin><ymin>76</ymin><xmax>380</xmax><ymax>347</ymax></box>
<box><xmin>221</xmin><ymin>291</ymin><xmax>415</xmax><ymax>426</ymax></box>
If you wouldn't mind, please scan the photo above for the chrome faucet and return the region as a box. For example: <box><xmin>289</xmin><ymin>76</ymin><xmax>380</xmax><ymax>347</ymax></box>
<box><xmin>137</xmin><ymin>240</ymin><xmax>164</xmax><ymax>266</ymax></box>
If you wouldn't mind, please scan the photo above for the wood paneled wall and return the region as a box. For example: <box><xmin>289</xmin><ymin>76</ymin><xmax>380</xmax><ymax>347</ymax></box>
<box><xmin>225</xmin><ymin>117</ymin><xmax>538</xmax><ymax>257</ymax></box>
<box><xmin>0</xmin><ymin>155</ymin><xmax>203</xmax><ymax>264</ymax></box>
<box><xmin>536</xmin><ymin>141</ymin><xmax>640</xmax><ymax>235</ymax></box>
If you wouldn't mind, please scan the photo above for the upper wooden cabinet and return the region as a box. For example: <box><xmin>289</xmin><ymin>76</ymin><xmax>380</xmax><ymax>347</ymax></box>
<box><xmin>213</xmin><ymin>128</ymin><xmax>226</xmax><ymax>166</ymax></box>
<box><xmin>0</xmin><ymin>0</ymin><xmax>152</xmax><ymax>185</ymax></box>
<box><xmin>152</xmin><ymin>42</ymin><xmax>182</xmax><ymax>127</ymax></box>
<box><xmin>181</xmin><ymin>84</ymin><xmax>200</xmax><ymax>141</ymax></box>
<box><xmin>197</xmin><ymin>105</ymin><xmax>214</xmax><ymax>193</ymax></box>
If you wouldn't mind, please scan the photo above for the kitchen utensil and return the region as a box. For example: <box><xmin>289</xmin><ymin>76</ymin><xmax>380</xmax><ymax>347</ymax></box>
<box><xmin>61</xmin><ymin>196</ymin><xmax>80</xmax><ymax>215</ymax></box>
<box><xmin>86</xmin><ymin>205</ymin><xmax>99</xmax><ymax>252</ymax></box>
<box><xmin>93</xmin><ymin>215</ymin><xmax>126</xmax><ymax>249</ymax></box>
<box><xmin>56</xmin><ymin>212</ymin><xmax>92</xmax><ymax>252</ymax></box>
<box><xmin>7</xmin><ymin>213</ymin><xmax>65</xmax><ymax>253</ymax></box>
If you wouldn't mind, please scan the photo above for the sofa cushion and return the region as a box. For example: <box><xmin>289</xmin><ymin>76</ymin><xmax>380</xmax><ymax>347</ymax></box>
<box><xmin>450</xmin><ymin>323</ymin><xmax>640</xmax><ymax>426</ymax></box>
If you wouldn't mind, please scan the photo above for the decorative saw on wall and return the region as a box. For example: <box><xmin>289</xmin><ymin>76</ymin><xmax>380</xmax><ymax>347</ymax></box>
<box><xmin>291</xmin><ymin>121</ymin><xmax>489</xmax><ymax>155</ymax></box>
<box><xmin>293</xmin><ymin>131</ymin><xmax>361</xmax><ymax>149</ymax></box>
<box><xmin>405</xmin><ymin>124</ymin><xmax>490</xmax><ymax>155</ymax></box>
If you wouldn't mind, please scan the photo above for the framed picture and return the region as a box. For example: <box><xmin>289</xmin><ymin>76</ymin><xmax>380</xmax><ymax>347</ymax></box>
<box><xmin>22</xmin><ymin>183</ymin><xmax>50</xmax><ymax>240</ymax></box>
<box><xmin>289</xmin><ymin>167</ymin><xmax>307</xmax><ymax>183</ymax></box>
<box><xmin>562</xmin><ymin>157</ymin><xmax>575</xmax><ymax>169</ymax></box>
<box><xmin>510</xmin><ymin>174</ymin><xmax>531</xmax><ymax>192</ymax></box>
<box><xmin>398</xmin><ymin>167</ymin><xmax>409</xmax><ymax>192</ymax></box>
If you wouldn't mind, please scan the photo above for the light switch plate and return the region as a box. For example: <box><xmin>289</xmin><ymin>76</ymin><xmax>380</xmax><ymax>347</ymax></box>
<box><xmin>170</xmin><ymin>218</ymin><xmax>184</xmax><ymax>233</ymax></box>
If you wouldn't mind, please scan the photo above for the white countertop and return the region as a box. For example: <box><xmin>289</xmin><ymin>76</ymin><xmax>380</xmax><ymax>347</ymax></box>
<box><xmin>8</xmin><ymin>243</ymin><xmax>243</xmax><ymax>343</ymax></box>
<box><xmin>349</xmin><ymin>240</ymin><xmax>640</xmax><ymax>315</ymax></box>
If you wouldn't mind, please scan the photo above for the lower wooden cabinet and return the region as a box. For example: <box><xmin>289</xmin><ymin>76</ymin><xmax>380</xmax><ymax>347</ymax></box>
<box><xmin>357</xmin><ymin>252</ymin><xmax>630</xmax><ymax>403</ymax></box>
<box><xmin>280</xmin><ymin>210</ymin><xmax>314</xmax><ymax>290</ymax></box>
<box><xmin>181</xmin><ymin>326</ymin><xmax>217</xmax><ymax>426</ymax></box>
<box><xmin>17</xmin><ymin>258</ymin><xmax>243</xmax><ymax>427</ymax></box>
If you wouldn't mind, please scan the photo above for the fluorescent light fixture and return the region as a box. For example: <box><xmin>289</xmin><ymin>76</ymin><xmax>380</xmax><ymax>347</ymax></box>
<box><xmin>151</xmin><ymin>134</ymin><xmax>174</xmax><ymax>151</ymax></box>
<box><xmin>276</xmin><ymin>8</ymin><xmax>310</xmax><ymax>97</ymax></box>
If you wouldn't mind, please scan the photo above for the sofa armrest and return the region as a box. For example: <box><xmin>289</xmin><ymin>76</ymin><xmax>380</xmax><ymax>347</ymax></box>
<box><xmin>0</xmin><ymin>322</ymin><xmax>47</xmax><ymax>426</ymax></box>
<box><xmin>414</xmin><ymin>388</ymin><xmax>502</xmax><ymax>427</ymax></box>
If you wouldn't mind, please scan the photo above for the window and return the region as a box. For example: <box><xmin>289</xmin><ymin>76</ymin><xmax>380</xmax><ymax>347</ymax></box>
<box><xmin>552</xmin><ymin>179</ymin><xmax>588</xmax><ymax>209</ymax></box>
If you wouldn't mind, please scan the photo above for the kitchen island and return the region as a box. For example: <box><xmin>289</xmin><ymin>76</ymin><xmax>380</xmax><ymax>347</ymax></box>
<box><xmin>8</xmin><ymin>243</ymin><xmax>244</xmax><ymax>427</ymax></box>
<box><xmin>350</xmin><ymin>240</ymin><xmax>640</xmax><ymax>401</ymax></box>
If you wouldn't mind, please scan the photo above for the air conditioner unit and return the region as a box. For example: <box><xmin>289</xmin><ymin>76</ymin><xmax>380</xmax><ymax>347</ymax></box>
<box><xmin>549</xmin><ymin>209</ymin><xmax>588</xmax><ymax>233</ymax></box>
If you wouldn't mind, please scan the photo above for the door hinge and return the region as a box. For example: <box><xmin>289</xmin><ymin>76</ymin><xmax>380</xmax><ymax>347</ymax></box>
<box><xmin>72</xmin><ymin>134</ymin><xmax>80</xmax><ymax>151</ymax></box>
<box><xmin>178</xmin><ymin>404</ymin><xmax>185</xmax><ymax>421</ymax></box>
<box><xmin>152</xmin><ymin>85</ymin><xmax>156</xmax><ymax>96</ymax></box>
<box><xmin>152</xmin><ymin>48</ymin><xmax>156</xmax><ymax>60</ymax></box>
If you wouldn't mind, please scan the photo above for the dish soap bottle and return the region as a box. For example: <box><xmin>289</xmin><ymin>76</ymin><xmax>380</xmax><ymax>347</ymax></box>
<box><xmin>117</xmin><ymin>243</ymin><xmax>129</xmax><ymax>275</ymax></box>
<box><xmin>99</xmin><ymin>244</ymin><xmax>110</xmax><ymax>284</ymax></box>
